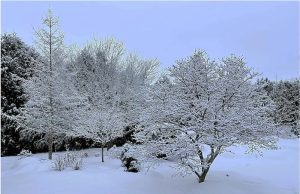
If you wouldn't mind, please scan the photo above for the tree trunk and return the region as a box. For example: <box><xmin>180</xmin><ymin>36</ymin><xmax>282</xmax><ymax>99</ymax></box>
<box><xmin>196</xmin><ymin>146</ymin><xmax>221</xmax><ymax>183</ymax></box>
<box><xmin>48</xmin><ymin>12</ymin><xmax>54</xmax><ymax>161</ymax></box>
<box><xmin>48</xmin><ymin>137</ymin><xmax>53</xmax><ymax>160</ymax></box>
<box><xmin>101</xmin><ymin>145</ymin><xmax>104</xmax><ymax>162</ymax></box>
<box><xmin>198</xmin><ymin>167</ymin><xmax>210</xmax><ymax>183</ymax></box>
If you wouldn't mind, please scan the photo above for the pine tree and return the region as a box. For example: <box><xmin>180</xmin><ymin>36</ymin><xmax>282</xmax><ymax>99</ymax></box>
<box><xmin>272</xmin><ymin>79</ymin><xmax>299</xmax><ymax>135</ymax></box>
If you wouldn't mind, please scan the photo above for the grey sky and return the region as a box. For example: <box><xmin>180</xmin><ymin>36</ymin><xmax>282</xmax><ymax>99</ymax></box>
<box><xmin>2</xmin><ymin>1</ymin><xmax>299</xmax><ymax>80</ymax></box>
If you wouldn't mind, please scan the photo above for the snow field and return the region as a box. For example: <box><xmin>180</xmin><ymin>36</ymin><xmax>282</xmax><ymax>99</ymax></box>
<box><xmin>1</xmin><ymin>138</ymin><xmax>299</xmax><ymax>194</ymax></box>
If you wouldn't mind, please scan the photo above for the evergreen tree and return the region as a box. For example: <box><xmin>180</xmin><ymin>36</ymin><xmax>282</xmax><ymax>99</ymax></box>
<box><xmin>1</xmin><ymin>33</ymin><xmax>39</xmax><ymax>155</ymax></box>
<box><xmin>273</xmin><ymin>79</ymin><xmax>299</xmax><ymax>135</ymax></box>
<box><xmin>257</xmin><ymin>78</ymin><xmax>299</xmax><ymax>136</ymax></box>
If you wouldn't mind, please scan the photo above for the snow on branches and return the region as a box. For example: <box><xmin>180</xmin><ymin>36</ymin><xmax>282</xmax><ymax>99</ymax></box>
<box><xmin>136</xmin><ymin>50</ymin><xmax>278</xmax><ymax>183</ymax></box>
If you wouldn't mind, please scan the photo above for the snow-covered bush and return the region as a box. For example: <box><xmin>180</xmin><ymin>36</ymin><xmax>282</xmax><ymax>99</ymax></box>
<box><xmin>18</xmin><ymin>149</ymin><xmax>33</xmax><ymax>156</ymax></box>
<box><xmin>291</xmin><ymin>127</ymin><xmax>300</xmax><ymax>137</ymax></box>
<box><xmin>53</xmin><ymin>151</ymin><xmax>85</xmax><ymax>171</ymax></box>
<box><xmin>80</xmin><ymin>152</ymin><xmax>89</xmax><ymax>158</ymax></box>
<box><xmin>64</xmin><ymin>151</ymin><xmax>78</xmax><ymax>166</ymax></box>
<box><xmin>121</xmin><ymin>144</ymin><xmax>140</xmax><ymax>173</ymax></box>
<box><xmin>73</xmin><ymin>158</ymin><xmax>83</xmax><ymax>170</ymax></box>
<box><xmin>64</xmin><ymin>151</ymin><xmax>85</xmax><ymax>170</ymax></box>
<box><xmin>17</xmin><ymin>149</ymin><xmax>32</xmax><ymax>159</ymax></box>
<box><xmin>18</xmin><ymin>149</ymin><xmax>32</xmax><ymax>159</ymax></box>
<box><xmin>53</xmin><ymin>155</ymin><xmax>66</xmax><ymax>171</ymax></box>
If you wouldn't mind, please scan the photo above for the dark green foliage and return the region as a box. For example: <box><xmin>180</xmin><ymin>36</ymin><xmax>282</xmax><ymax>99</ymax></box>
<box><xmin>107</xmin><ymin>125</ymin><xmax>137</xmax><ymax>150</ymax></box>
<box><xmin>64</xmin><ymin>136</ymin><xmax>94</xmax><ymax>151</ymax></box>
<box><xmin>1</xmin><ymin>114</ymin><xmax>21</xmax><ymax>155</ymax></box>
<box><xmin>1</xmin><ymin>33</ymin><xmax>39</xmax><ymax>156</ymax></box>
<box><xmin>273</xmin><ymin>80</ymin><xmax>299</xmax><ymax>126</ymax></box>
<box><xmin>257</xmin><ymin>78</ymin><xmax>299</xmax><ymax>136</ymax></box>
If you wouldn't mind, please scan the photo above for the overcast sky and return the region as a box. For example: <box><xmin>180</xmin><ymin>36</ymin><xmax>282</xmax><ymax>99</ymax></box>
<box><xmin>2</xmin><ymin>1</ymin><xmax>299</xmax><ymax>80</ymax></box>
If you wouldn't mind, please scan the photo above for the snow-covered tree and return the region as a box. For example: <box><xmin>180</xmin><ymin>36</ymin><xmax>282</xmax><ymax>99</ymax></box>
<box><xmin>273</xmin><ymin>80</ymin><xmax>299</xmax><ymax>126</ymax></box>
<box><xmin>136</xmin><ymin>50</ymin><xmax>278</xmax><ymax>183</ymax></box>
<box><xmin>1</xmin><ymin>33</ymin><xmax>39</xmax><ymax>155</ymax></box>
<box><xmin>68</xmin><ymin>39</ymin><xmax>158</xmax><ymax>162</ymax></box>
<box><xmin>256</xmin><ymin>78</ymin><xmax>299</xmax><ymax>136</ymax></box>
<box><xmin>75</xmin><ymin>105</ymin><xmax>125</xmax><ymax>162</ymax></box>
<box><xmin>118</xmin><ymin>54</ymin><xmax>158</xmax><ymax>126</ymax></box>
<box><xmin>70</xmin><ymin>39</ymin><xmax>125</xmax><ymax>162</ymax></box>
<box><xmin>21</xmin><ymin>9</ymin><xmax>81</xmax><ymax>160</ymax></box>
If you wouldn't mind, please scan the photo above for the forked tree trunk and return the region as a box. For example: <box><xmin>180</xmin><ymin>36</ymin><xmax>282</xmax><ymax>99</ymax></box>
<box><xmin>195</xmin><ymin>146</ymin><xmax>221</xmax><ymax>183</ymax></box>
<box><xmin>198</xmin><ymin>167</ymin><xmax>210</xmax><ymax>183</ymax></box>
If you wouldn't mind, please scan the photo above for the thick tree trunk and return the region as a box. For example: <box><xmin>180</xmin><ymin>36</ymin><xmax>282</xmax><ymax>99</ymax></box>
<box><xmin>196</xmin><ymin>146</ymin><xmax>221</xmax><ymax>183</ymax></box>
<box><xmin>198</xmin><ymin>167</ymin><xmax>210</xmax><ymax>183</ymax></box>
<box><xmin>101</xmin><ymin>145</ymin><xmax>104</xmax><ymax>163</ymax></box>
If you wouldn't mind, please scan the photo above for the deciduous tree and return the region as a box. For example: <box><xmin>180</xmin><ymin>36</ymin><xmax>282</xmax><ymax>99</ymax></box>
<box><xmin>137</xmin><ymin>50</ymin><xmax>277</xmax><ymax>183</ymax></box>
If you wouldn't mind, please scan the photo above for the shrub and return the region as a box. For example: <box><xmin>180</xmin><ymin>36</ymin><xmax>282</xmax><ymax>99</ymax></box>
<box><xmin>17</xmin><ymin>149</ymin><xmax>32</xmax><ymax>159</ymax></box>
<box><xmin>53</xmin><ymin>155</ymin><xmax>66</xmax><ymax>171</ymax></box>
<box><xmin>291</xmin><ymin>126</ymin><xmax>300</xmax><ymax>137</ymax></box>
<box><xmin>73</xmin><ymin>158</ymin><xmax>83</xmax><ymax>170</ymax></box>
<box><xmin>53</xmin><ymin>151</ymin><xmax>85</xmax><ymax>171</ymax></box>
<box><xmin>64</xmin><ymin>151</ymin><xmax>77</xmax><ymax>166</ymax></box>
<box><xmin>120</xmin><ymin>144</ymin><xmax>140</xmax><ymax>173</ymax></box>
<box><xmin>80</xmin><ymin>152</ymin><xmax>88</xmax><ymax>158</ymax></box>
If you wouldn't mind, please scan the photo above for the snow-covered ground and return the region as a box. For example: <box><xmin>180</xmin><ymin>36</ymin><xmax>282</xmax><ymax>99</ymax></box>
<box><xmin>1</xmin><ymin>138</ymin><xmax>299</xmax><ymax>194</ymax></box>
